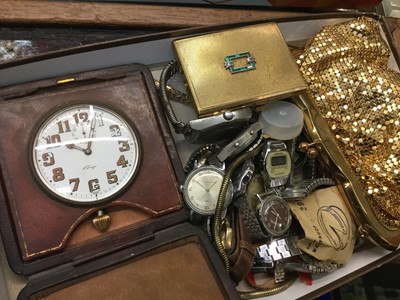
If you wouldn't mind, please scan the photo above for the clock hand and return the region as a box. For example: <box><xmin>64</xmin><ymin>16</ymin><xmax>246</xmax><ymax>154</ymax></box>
<box><xmin>66</xmin><ymin>143</ymin><xmax>86</xmax><ymax>152</ymax></box>
<box><xmin>271</xmin><ymin>207</ymin><xmax>282</xmax><ymax>220</ymax></box>
<box><xmin>84</xmin><ymin>116</ymin><xmax>97</xmax><ymax>155</ymax></box>
<box><xmin>193</xmin><ymin>179</ymin><xmax>210</xmax><ymax>192</ymax></box>
<box><xmin>273</xmin><ymin>215</ymin><xmax>279</xmax><ymax>229</ymax></box>
<box><xmin>208</xmin><ymin>180</ymin><xmax>218</xmax><ymax>190</ymax></box>
<box><xmin>81</xmin><ymin>123</ymin><xmax>87</xmax><ymax>137</ymax></box>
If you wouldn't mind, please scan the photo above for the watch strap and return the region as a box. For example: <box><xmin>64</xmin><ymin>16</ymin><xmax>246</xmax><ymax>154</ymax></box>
<box><xmin>256</xmin><ymin>237</ymin><xmax>300</xmax><ymax>262</ymax></box>
<box><xmin>233</xmin><ymin>192</ymin><xmax>269</xmax><ymax>243</ymax></box>
<box><xmin>190</xmin><ymin>210</ymin><xmax>205</xmax><ymax>225</ymax></box>
<box><xmin>217</xmin><ymin>122</ymin><xmax>263</xmax><ymax>162</ymax></box>
<box><xmin>183</xmin><ymin>144</ymin><xmax>221</xmax><ymax>174</ymax></box>
<box><xmin>228</xmin><ymin>212</ymin><xmax>256</xmax><ymax>284</ymax></box>
<box><xmin>154</xmin><ymin>80</ymin><xmax>193</xmax><ymax>107</ymax></box>
<box><xmin>159</xmin><ymin>59</ymin><xmax>192</xmax><ymax>135</ymax></box>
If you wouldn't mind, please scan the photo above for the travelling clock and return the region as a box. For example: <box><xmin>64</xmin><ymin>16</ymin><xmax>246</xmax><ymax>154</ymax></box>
<box><xmin>31</xmin><ymin>104</ymin><xmax>141</xmax><ymax>205</ymax></box>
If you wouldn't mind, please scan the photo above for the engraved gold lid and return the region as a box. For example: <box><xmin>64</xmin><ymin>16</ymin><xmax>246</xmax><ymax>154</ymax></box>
<box><xmin>173</xmin><ymin>22</ymin><xmax>307</xmax><ymax>117</ymax></box>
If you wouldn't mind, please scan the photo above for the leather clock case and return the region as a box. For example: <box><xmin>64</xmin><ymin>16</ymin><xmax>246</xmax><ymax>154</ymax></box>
<box><xmin>0</xmin><ymin>64</ymin><xmax>185</xmax><ymax>275</ymax></box>
<box><xmin>18</xmin><ymin>223</ymin><xmax>240</xmax><ymax>300</ymax></box>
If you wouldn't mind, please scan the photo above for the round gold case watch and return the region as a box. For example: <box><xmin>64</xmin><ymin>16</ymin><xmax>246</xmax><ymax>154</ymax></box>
<box><xmin>182</xmin><ymin>165</ymin><xmax>233</xmax><ymax>216</ymax></box>
<box><xmin>31</xmin><ymin>104</ymin><xmax>141</xmax><ymax>205</ymax></box>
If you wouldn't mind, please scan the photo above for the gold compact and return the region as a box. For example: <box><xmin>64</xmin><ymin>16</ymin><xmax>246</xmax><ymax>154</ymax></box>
<box><xmin>173</xmin><ymin>22</ymin><xmax>307</xmax><ymax>117</ymax></box>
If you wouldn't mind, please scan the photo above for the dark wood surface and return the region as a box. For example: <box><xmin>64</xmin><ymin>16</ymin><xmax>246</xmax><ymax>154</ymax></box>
<box><xmin>0</xmin><ymin>2</ymin><xmax>313</xmax><ymax>63</ymax></box>
<box><xmin>0</xmin><ymin>1</ymin><xmax>309</xmax><ymax>28</ymax></box>
<box><xmin>1</xmin><ymin>2</ymin><xmax>398</xmax><ymax>66</ymax></box>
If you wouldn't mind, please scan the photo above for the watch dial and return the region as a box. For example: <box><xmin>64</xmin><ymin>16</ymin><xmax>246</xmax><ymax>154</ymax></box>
<box><xmin>265</xmin><ymin>150</ymin><xmax>291</xmax><ymax>179</ymax></box>
<box><xmin>259</xmin><ymin>195</ymin><xmax>292</xmax><ymax>236</ymax></box>
<box><xmin>183</xmin><ymin>166</ymin><xmax>233</xmax><ymax>215</ymax></box>
<box><xmin>32</xmin><ymin>104</ymin><xmax>141</xmax><ymax>205</ymax></box>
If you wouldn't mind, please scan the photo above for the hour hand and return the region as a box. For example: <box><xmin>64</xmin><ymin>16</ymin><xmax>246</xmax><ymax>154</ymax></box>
<box><xmin>66</xmin><ymin>143</ymin><xmax>85</xmax><ymax>152</ymax></box>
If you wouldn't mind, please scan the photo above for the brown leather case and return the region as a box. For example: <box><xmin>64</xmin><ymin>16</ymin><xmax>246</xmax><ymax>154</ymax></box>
<box><xmin>18</xmin><ymin>223</ymin><xmax>239</xmax><ymax>300</ymax></box>
<box><xmin>0</xmin><ymin>64</ymin><xmax>186</xmax><ymax>273</ymax></box>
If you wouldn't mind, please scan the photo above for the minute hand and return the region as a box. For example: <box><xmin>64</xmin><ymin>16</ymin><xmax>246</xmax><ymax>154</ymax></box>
<box><xmin>84</xmin><ymin>116</ymin><xmax>97</xmax><ymax>155</ymax></box>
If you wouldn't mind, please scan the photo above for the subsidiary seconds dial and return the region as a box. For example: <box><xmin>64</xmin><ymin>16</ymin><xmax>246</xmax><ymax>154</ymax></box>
<box><xmin>31</xmin><ymin>104</ymin><xmax>141</xmax><ymax>205</ymax></box>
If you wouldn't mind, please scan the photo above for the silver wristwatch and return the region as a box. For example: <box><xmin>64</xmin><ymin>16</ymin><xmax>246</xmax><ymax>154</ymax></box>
<box><xmin>261</xmin><ymin>140</ymin><xmax>292</xmax><ymax>188</ymax></box>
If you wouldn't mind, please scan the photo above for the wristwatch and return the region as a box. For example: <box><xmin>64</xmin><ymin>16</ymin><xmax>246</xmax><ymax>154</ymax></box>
<box><xmin>257</xmin><ymin>194</ymin><xmax>292</xmax><ymax>237</ymax></box>
<box><xmin>181</xmin><ymin>157</ymin><xmax>233</xmax><ymax>223</ymax></box>
<box><xmin>217</xmin><ymin>121</ymin><xmax>263</xmax><ymax>163</ymax></box>
<box><xmin>184</xmin><ymin>121</ymin><xmax>263</xmax><ymax>173</ymax></box>
<box><xmin>181</xmin><ymin>126</ymin><xmax>264</xmax><ymax>224</ymax></box>
<box><xmin>261</xmin><ymin>140</ymin><xmax>292</xmax><ymax>188</ymax></box>
<box><xmin>159</xmin><ymin>59</ymin><xmax>253</xmax><ymax>144</ymax></box>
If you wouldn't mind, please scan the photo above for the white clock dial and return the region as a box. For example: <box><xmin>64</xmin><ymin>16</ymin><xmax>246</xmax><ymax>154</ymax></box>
<box><xmin>32</xmin><ymin>104</ymin><xmax>141</xmax><ymax>205</ymax></box>
<box><xmin>183</xmin><ymin>166</ymin><xmax>233</xmax><ymax>215</ymax></box>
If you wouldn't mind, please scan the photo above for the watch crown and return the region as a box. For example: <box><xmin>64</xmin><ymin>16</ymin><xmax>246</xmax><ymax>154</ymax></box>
<box><xmin>92</xmin><ymin>210</ymin><xmax>111</xmax><ymax>232</ymax></box>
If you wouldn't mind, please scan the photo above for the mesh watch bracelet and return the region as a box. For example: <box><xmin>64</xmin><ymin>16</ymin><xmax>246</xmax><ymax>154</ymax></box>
<box><xmin>233</xmin><ymin>192</ymin><xmax>269</xmax><ymax>243</ymax></box>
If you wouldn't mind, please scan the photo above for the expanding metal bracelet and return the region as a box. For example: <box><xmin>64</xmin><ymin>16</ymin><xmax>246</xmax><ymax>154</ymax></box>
<box><xmin>183</xmin><ymin>144</ymin><xmax>221</xmax><ymax>174</ymax></box>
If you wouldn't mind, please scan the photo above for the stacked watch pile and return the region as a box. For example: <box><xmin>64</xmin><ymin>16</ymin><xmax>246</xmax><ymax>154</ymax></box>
<box><xmin>159</xmin><ymin>61</ymin><xmax>339</xmax><ymax>295</ymax></box>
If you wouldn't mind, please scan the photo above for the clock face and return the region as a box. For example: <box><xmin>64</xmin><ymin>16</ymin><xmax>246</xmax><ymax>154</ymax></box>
<box><xmin>31</xmin><ymin>104</ymin><xmax>141</xmax><ymax>205</ymax></box>
<box><xmin>259</xmin><ymin>195</ymin><xmax>292</xmax><ymax>236</ymax></box>
<box><xmin>183</xmin><ymin>166</ymin><xmax>233</xmax><ymax>215</ymax></box>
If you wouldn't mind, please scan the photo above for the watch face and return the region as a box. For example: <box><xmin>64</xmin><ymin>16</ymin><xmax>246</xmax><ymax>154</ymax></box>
<box><xmin>259</xmin><ymin>195</ymin><xmax>292</xmax><ymax>236</ymax></box>
<box><xmin>31</xmin><ymin>104</ymin><xmax>141</xmax><ymax>205</ymax></box>
<box><xmin>182</xmin><ymin>166</ymin><xmax>233</xmax><ymax>215</ymax></box>
<box><xmin>265</xmin><ymin>148</ymin><xmax>291</xmax><ymax>179</ymax></box>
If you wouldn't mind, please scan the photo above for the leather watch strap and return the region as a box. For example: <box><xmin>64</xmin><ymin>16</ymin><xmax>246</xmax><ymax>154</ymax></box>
<box><xmin>228</xmin><ymin>213</ymin><xmax>256</xmax><ymax>284</ymax></box>
<box><xmin>233</xmin><ymin>192</ymin><xmax>269</xmax><ymax>243</ymax></box>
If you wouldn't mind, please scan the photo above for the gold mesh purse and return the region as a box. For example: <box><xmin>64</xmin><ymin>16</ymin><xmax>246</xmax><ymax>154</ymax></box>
<box><xmin>294</xmin><ymin>16</ymin><xmax>400</xmax><ymax>250</ymax></box>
